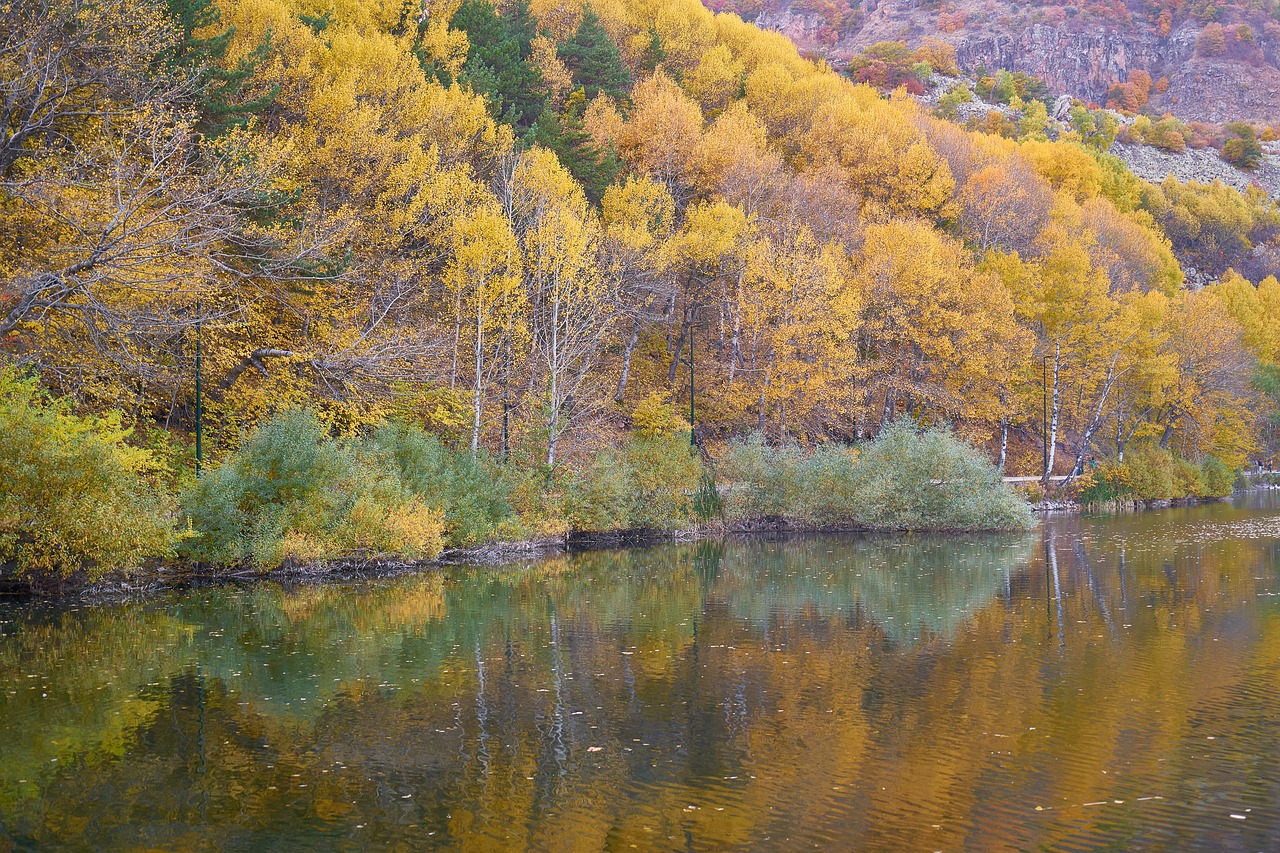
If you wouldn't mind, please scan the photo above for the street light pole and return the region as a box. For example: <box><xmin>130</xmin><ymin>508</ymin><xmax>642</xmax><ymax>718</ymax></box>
<box><xmin>195</xmin><ymin>304</ymin><xmax>203</xmax><ymax>478</ymax></box>
<box><xmin>689</xmin><ymin>327</ymin><xmax>696</xmax><ymax>447</ymax></box>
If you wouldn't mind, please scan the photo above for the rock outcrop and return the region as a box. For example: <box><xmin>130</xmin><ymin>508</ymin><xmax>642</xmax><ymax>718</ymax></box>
<box><xmin>742</xmin><ymin>0</ymin><xmax>1280</xmax><ymax>125</ymax></box>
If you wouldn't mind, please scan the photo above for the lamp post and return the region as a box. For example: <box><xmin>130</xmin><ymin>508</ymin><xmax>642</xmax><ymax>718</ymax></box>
<box><xmin>195</xmin><ymin>304</ymin><xmax>203</xmax><ymax>478</ymax></box>
<box><xmin>681</xmin><ymin>316</ymin><xmax>708</xmax><ymax>448</ymax></box>
<box><xmin>688</xmin><ymin>326</ymin><xmax>696</xmax><ymax>447</ymax></box>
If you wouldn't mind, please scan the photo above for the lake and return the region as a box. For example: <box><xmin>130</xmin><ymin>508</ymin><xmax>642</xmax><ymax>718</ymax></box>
<box><xmin>2</xmin><ymin>493</ymin><xmax>1279</xmax><ymax>850</ymax></box>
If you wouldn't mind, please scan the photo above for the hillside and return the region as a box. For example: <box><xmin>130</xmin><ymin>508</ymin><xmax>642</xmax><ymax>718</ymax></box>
<box><xmin>719</xmin><ymin>0</ymin><xmax>1280</xmax><ymax>123</ymax></box>
<box><xmin>2</xmin><ymin>0</ymin><xmax>1279</xmax><ymax>508</ymax></box>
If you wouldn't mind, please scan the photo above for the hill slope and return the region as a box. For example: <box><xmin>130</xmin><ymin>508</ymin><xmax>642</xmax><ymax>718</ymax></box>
<box><xmin>2</xmin><ymin>0</ymin><xmax>1279</xmax><ymax>483</ymax></box>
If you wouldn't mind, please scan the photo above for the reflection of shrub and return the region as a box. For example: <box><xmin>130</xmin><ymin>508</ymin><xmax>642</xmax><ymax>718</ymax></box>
<box><xmin>181</xmin><ymin>411</ymin><xmax>444</xmax><ymax>569</ymax></box>
<box><xmin>0</xmin><ymin>369</ymin><xmax>178</xmax><ymax>581</ymax></box>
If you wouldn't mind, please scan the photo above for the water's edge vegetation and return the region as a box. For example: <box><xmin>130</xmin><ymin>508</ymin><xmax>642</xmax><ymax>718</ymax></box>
<box><xmin>3</xmin><ymin>367</ymin><xmax>1040</xmax><ymax>593</ymax></box>
<box><xmin>5</xmin><ymin>365</ymin><xmax>1256</xmax><ymax>596</ymax></box>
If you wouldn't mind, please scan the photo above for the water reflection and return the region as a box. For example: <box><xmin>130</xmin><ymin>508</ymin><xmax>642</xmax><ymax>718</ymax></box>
<box><xmin>1</xmin><ymin>493</ymin><xmax>1279</xmax><ymax>850</ymax></box>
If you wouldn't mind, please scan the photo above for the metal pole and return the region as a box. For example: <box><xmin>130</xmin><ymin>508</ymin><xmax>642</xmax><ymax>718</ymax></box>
<box><xmin>502</xmin><ymin>398</ymin><xmax>510</xmax><ymax>464</ymax></box>
<box><xmin>195</xmin><ymin>306</ymin><xmax>203</xmax><ymax>478</ymax></box>
<box><xmin>689</xmin><ymin>327</ymin><xmax>696</xmax><ymax>447</ymax></box>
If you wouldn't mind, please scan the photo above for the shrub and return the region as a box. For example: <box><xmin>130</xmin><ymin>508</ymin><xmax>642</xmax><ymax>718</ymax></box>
<box><xmin>718</xmin><ymin>432</ymin><xmax>807</xmax><ymax>519</ymax></box>
<box><xmin>631</xmin><ymin>392</ymin><xmax>687</xmax><ymax>437</ymax></box>
<box><xmin>717</xmin><ymin>421</ymin><xmax>1031</xmax><ymax>531</ymax></box>
<box><xmin>1171</xmin><ymin>456</ymin><xmax>1206</xmax><ymax>498</ymax></box>
<box><xmin>1081</xmin><ymin>449</ymin><xmax>1235</xmax><ymax>504</ymax></box>
<box><xmin>565</xmin><ymin>432</ymin><xmax>705</xmax><ymax>532</ymax></box>
<box><xmin>1221</xmin><ymin>122</ymin><xmax>1262</xmax><ymax>170</ymax></box>
<box><xmin>847</xmin><ymin>418</ymin><xmax>1032</xmax><ymax>531</ymax></box>
<box><xmin>1200</xmin><ymin>456</ymin><xmax>1235</xmax><ymax>497</ymax></box>
<box><xmin>365</xmin><ymin>422</ymin><xmax>515</xmax><ymax>546</ymax></box>
<box><xmin>0</xmin><ymin>368</ymin><xmax>178</xmax><ymax>581</ymax></box>
<box><xmin>181</xmin><ymin>410</ymin><xmax>444</xmax><ymax>569</ymax></box>
<box><xmin>1122</xmin><ymin>445</ymin><xmax>1175</xmax><ymax>499</ymax></box>
<box><xmin>936</xmin><ymin>83</ymin><xmax>973</xmax><ymax>120</ymax></box>
<box><xmin>1197</xmin><ymin>23</ymin><xmax>1226</xmax><ymax>56</ymax></box>
<box><xmin>795</xmin><ymin>444</ymin><xmax>860</xmax><ymax>525</ymax></box>
<box><xmin>1078</xmin><ymin>459</ymin><xmax>1130</xmax><ymax>506</ymax></box>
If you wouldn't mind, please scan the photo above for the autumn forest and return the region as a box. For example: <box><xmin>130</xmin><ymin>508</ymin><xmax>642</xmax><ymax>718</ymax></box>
<box><xmin>3</xmin><ymin>0</ymin><xmax>1280</xmax><ymax>579</ymax></box>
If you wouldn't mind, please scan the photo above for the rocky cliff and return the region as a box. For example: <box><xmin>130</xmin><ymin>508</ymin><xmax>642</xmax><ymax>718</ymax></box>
<box><xmin>743</xmin><ymin>0</ymin><xmax>1280</xmax><ymax>124</ymax></box>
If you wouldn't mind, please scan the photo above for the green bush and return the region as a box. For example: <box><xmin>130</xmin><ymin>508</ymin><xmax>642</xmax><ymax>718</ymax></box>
<box><xmin>181</xmin><ymin>410</ymin><xmax>444</xmax><ymax>569</ymax></box>
<box><xmin>847</xmin><ymin>418</ymin><xmax>1032</xmax><ymax>531</ymax></box>
<box><xmin>1122</xmin><ymin>445</ymin><xmax>1175</xmax><ymax>500</ymax></box>
<box><xmin>565</xmin><ymin>432</ymin><xmax>705</xmax><ymax>532</ymax></box>
<box><xmin>1171</xmin><ymin>456</ymin><xmax>1206</xmax><ymax>498</ymax></box>
<box><xmin>1200</xmin><ymin>456</ymin><xmax>1236</xmax><ymax>497</ymax></box>
<box><xmin>718</xmin><ymin>433</ymin><xmax>807</xmax><ymax>519</ymax></box>
<box><xmin>0</xmin><ymin>368</ymin><xmax>177</xmax><ymax>581</ymax></box>
<box><xmin>1078</xmin><ymin>460</ymin><xmax>1128</xmax><ymax>506</ymax></box>
<box><xmin>795</xmin><ymin>444</ymin><xmax>860</xmax><ymax>525</ymax></box>
<box><xmin>1080</xmin><ymin>447</ymin><xmax>1237</xmax><ymax>505</ymax></box>
<box><xmin>716</xmin><ymin>420</ymin><xmax>1031</xmax><ymax>531</ymax></box>
<box><xmin>365</xmin><ymin>422</ymin><xmax>516</xmax><ymax>546</ymax></box>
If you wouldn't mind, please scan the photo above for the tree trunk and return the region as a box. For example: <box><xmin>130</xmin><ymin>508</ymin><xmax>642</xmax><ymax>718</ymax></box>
<box><xmin>1158</xmin><ymin>414</ymin><xmax>1177</xmax><ymax>448</ymax></box>
<box><xmin>1044</xmin><ymin>342</ymin><xmax>1061</xmax><ymax>485</ymax></box>
<box><xmin>614</xmin><ymin>320</ymin><xmax>640</xmax><ymax>402</ymax></box>
<box><xmin>998</xmin><ymin>418</ymin><xmax>1008</xmax><ymax>470</ymax></box>
<box><xmin>728</xmin><ymin>273</ymin><xmax>744</xmax><ymax>385</ymax></box>
<box><xmin>471</xmin><ymin>311</ymin><xmax>484</xmax><ymax>457</ymax></box>
<box><xmin>667</xmin><ymin>315</ymin><xmax>689</xmax><ymax>385</ymax></box>
<box><xmin>546</xmin><ymin>290</ymin><xmax>560</xmax><ymax>469</ymax></box>
<box><xmin>1116</xmin><ymin>407</ymin><xmax>1125</xmax><ymax>462</ymax></box>
<box><xmin>1067</xmin><ymin>352</ymin><xmax>1122</xmax><ymax>483</ymax></box>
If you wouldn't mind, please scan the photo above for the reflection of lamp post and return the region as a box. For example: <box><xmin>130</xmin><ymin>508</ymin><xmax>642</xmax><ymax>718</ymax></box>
<box><xmin>1042</xmin><ymin>355</ymin><xmax>1050</xmax><ymax>483</ymax></box>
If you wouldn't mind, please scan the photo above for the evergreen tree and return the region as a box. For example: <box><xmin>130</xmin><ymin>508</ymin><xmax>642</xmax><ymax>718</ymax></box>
<box><xmin>452</xmin><ymin>0</ymin><xmax>545</xmax><ymax>131</ymax></box>
<box><xmin>163</xmin><ymin>0</ymin><xmax>276</xmax><ymax>135</ymax></box>
<box><xmin>558</xmin><ymin>5</ymin><xmax>631</xmax><ymax>103</ymax></box>
<box><xmin>531</xmin><ymin>89</ymin><xmax>620</xmax><ymax>204</ymax></box>
<box><xmin>638</xmin><ymin>27</ymin><xmax>665</xmax><ymax>74</ymax></box>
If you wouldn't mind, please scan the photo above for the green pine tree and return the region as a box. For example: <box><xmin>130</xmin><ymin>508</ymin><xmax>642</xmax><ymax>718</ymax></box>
<box><xmin>452</xmin><ymin>0</ymin><xmax>545</xmax><ymax>131</ymax></box>
<box><xmin>531</xmin><ymin>89</ymin><xmax>621</xmax><ymax>205</ymax></box>
<box><xmin>557</xmin><ymin>5</ymin><xmax>631</xmax><ymax>103</ymax></box>
<box><xmin>638</xmin><ymin>27</ymin><xmax>665</xmax><ymax>74</ymax></box>
<box><xmin>163</xmin><ymin>0</ymin><xmax>277</xmax><ymax>135</ymax></box>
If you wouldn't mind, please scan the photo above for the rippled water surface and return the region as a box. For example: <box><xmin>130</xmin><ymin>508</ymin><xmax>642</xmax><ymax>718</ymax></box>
<box><xmin>2</xmin><ymin>493</ymin><xmax>1280</xmax><ymax>851</ymax></box>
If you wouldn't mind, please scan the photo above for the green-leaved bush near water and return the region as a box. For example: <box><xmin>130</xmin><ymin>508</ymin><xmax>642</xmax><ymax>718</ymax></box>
<box><xmin>1078</xmin><ymin>446</ymin><xmax>1237</xmax><ymax>505</ymax></box>
<box><xmin>365</xmin><ymin>422</ymin><xmax>520</xmax><ymax>546</ymax></box>
<box><xmin>565</xmin><ymin>432</ymin><xmax>706</xmax><ymax>532</ymax></box>
<box><xmin>850</xmin><ymin>419</ymin><xmax>1032</xmax><ymax>531</ymax></box>
<box><xmin>181</xmin><ymin>410</ymin><xmax>444</xmax><ymax>569</ymax></box>
<box><xmin>719</xmin><ymin>419</ymin><xmax>1031</xmax><ymax>531</ymax></box>
<box><xmin>0</xmin><ymin>368</ymin><xmax>177</xmax><ymax>581</ymax></box>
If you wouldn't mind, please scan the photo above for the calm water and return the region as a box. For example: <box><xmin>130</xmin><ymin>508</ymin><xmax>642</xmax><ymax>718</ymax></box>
<box><xmin>2</xmin><ymin>495</ymin><xmax>1279</xmax><ymax>851</ymax></box>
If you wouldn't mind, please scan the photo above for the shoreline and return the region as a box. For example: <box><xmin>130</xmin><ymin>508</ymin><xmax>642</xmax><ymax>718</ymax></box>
<box><xmin>3</xmin><ymin>489</ymin><xmax>1269</xmax><ymax>600</ymax></box>
<box><xmin>1</xmin><ymin>520</ymin><xmax>1010</xmax><ymax>601</ymax></box>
